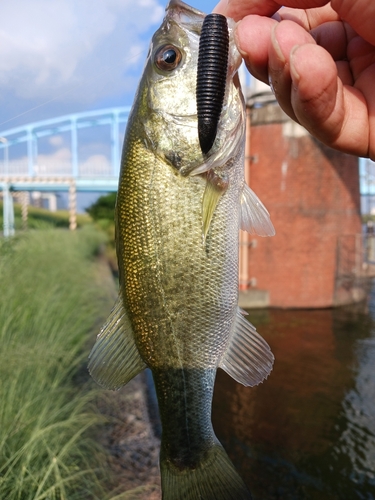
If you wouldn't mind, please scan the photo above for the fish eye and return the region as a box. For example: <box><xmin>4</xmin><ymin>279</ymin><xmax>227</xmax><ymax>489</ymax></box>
<box><xmin>155</xmin><ymin>44</ymin><xmax>182</xmax><ymax>71</ymax></box>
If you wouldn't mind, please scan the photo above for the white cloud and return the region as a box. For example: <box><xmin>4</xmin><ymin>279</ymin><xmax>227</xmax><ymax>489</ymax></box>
<box><xmin>6</xmin><ymin>147</ymin><xmax>112</xmax><ymax>177</ymax></box>
<box><xmin>0</xmin><ymin>0</ymin><xmax>164</xmax><ymax>107</ymax></box>
<box><xmin>79</xmin><ymin>154</ymin><xmax>112</xmax><ymax>176</ymax></box>
<box><xmin>49</xmin><ymin>136</ymin><xmax>65</xmax><ymax>147</ymax></box>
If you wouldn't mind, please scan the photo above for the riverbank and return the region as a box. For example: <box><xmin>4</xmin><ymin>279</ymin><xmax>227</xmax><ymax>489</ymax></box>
<box><xmin>96</xmin><ymin>374</ymin><xmax>161</xmax><ymax>499</ymax></box>
<box><xmin>93</xmin><ymin>258</ymin><xmax>161</xmax><ymax>500</ymax></box>
<box><xmin>0</xmin><ymin>227</ymin><xmax>161</xmax><ymax>499</ymax></box>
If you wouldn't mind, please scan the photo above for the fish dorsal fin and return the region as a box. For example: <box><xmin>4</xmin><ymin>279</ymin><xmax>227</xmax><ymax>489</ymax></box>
<box><xmin>219</xmin><ymin>307</ymin><xmax>274</xmax><ymax>386</ymax></box>
<box><xmin>240</xmin><ymin>183</ymin><xmax>275</xmax><ymax>237</ymax></box>
<box><xmin>88</xmin><ymin>293</ymin><xmax>146</xmax><ymax>390</ymax></box>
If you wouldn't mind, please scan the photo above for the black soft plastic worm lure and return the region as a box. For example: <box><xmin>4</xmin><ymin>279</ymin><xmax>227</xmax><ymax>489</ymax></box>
<box><xmin>197</xmin><ymin>13</ymin><xmax>229</xmax><ymax>155</ymax></box>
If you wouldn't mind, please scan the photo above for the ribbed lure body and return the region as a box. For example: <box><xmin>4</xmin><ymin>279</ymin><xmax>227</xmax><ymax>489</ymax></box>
<box><xmin>197</xmin><ymin>14</ymin><xmax>229</xmax><ymax>155</ymax></box>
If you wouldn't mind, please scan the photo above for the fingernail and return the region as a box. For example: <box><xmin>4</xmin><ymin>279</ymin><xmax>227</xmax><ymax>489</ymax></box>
<box><xmin>234</xmin><ymin>20</ymin><xmax>249</xmax><ymax>58</ymax></box>
<box><xmin>212</xmin><ymin>0</ymin><xmax>229</xmax><ymax>14</ymax></box>
<box><xmin>271</xmin><ymin>23</ymin><xmax>286</xmax><ymax>65</ymax></box>
<box><xmin>290</xmin><ymin>45</ymin><xmax>301</xmax><ymax>84</ymax></box>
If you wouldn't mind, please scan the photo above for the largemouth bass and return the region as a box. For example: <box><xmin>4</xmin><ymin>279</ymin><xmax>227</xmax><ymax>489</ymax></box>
<box><xmin>89</xmin><ymin>1</ymin><xmax>275</xmax><ymax>498</ymax></box>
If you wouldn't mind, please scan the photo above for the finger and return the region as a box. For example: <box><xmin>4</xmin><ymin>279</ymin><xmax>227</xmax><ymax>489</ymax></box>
<box><xmin>213</xmin><ymin>0</ymin><xmax>283</xmax><ymax>19</ymax></box>
<box><xmin>290</xmin><ymin>43</ymin><xmax>369</xmax><ymax>156</ymax></box>
<box><xmin>278</xmin><ymin>4</ymin><xmax>339</xmax><ymax>29</ymax></box>
<box><xmin>331</xmin><ymin>0</ymin><xmax>375</xmax><ymax>45</ymax></box>
<box><xmin>213</xmin><ymin>0</ymin><xmax>329</xmax><ymax>21</ymax></box>
<box><xmin>236</xmin><ymin>9</ymin><xmax>347</xmax><ymax>62</ymax></box>
<box><xmin>347</xmin><ymin>36</ymin><xmax>375</xmax><ymax>80</ymax></box>
<box><xmin>336</xmin><ymin>61</ymin><xmax>354</xmax><ymax>86</ymax></box>
<box><xmin>353</xmin><ymin>62</ymin><xmax>375</xmax><ymax>160</ymax></box>
<box><xmin>310</xmin><ymin>21</ymin><xmax>348</xmax><ymax>60</ymax></box>
<box><xmin>235</xmin><ymin>15</ymin><xmax>278</xmax><ymax>83</ymax></box>
<box><xmin>268</xmin><ymin>21</ymin><xmax>316</xmax><ymax>121</ymax></box>
<box><xmin>212</xmin><ymin>0</ymin><xmax>229</xmax><ymax>15</ymax></box>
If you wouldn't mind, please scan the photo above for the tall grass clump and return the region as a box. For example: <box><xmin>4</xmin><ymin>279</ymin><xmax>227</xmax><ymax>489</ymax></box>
<box><xmin>0</xmin><ymin>202</ymin><xmax>92</xmax><ymax>230</ymax></box>
<box><xmin>0</xmin><ymin>227</ymin><xmax>114</xmax><ymax>500</ymax></box>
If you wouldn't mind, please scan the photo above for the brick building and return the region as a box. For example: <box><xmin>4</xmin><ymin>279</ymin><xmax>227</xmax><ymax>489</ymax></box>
<box><xmin>239</xmin><ymin>92</ymin><xmax>366</xmax><ymax>309</ymax></box>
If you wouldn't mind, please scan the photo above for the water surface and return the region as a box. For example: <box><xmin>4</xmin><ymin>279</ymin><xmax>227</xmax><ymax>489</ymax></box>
<box><xmin>213</xmin><ymin>288</ymin><xmax>375</xmax><ymax>499</ymax></box>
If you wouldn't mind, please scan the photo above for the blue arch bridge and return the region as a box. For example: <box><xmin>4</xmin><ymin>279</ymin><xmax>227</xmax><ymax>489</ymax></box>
<box><xmin>0</xmin><ymin>106</ymin><xmax>131</xmax><ymax>237</ymax></box>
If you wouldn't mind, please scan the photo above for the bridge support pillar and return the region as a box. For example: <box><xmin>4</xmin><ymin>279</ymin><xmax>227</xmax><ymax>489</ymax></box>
<box><xmin>2</xmin><ymin>184</ymin><xmax>15</xmax><ymax>238</ymax></box>
<box><xmin>21</xmin><ymin>192</ymin><xmax>29</xmax><ymax>230</ymax></box>
<box><xmin>69</xmin><ymin>181</ymin><xmax>77</xmax><ymax>231</ymax></box>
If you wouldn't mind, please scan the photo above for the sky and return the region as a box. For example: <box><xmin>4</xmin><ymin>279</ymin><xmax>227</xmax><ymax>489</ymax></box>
<box><xmin>0</xmin><ymin>0</ymin><xmax>219</xmax><ymax>132</ymax></box>
<box><xmin>0</xmin><ymin>1</ymin><xmax>368</xmax><ymax>210</ymax></box>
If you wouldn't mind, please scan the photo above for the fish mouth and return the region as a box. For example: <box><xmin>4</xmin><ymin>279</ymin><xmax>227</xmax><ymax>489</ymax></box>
<box><xmin>154</xmin><ymin>105</ymin><xmax>245</xmax><ymax>178</ymax></box>
<box><xmin>148</xmin><ymin>1</ymin><xmax>244</xmax><ymax>177</ymax></box>
<box><xmin>189</xmin><ymin>106</ymin><xmax>245</xmax><ymax>176</ymax></box>
<box><xmin>166</xmin><ymin>0</ymin><xmax>205</xmax><ymax>17</ymax></box>
<box><xmin>165</xmin><ymin>0</ymin><xmax>205</xmax><ymax>27</ymax></box>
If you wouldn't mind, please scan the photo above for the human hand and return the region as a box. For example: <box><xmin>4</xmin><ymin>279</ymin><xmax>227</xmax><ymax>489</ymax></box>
<box><xmin>213</xmin><ymin>0</ymin><xmax>375</xmax><ymax>160</ymax></box>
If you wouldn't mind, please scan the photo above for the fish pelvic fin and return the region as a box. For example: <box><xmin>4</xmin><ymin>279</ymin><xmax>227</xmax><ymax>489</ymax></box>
<box><xmin>240</xmin><ymin>183</ymin><xmax>275</xmax><ymax>237</ymax></box>
<box><xmin>202</xmin><ymin>170</ymin><xmax>228</xmax><ymax>241</ymax></box>
<box><xmin>160</xmin><ymin>442</ymin><xmax>252</xmax><ymax>500</ymax></box>
<box><xmin>88</xmin><ymin>293</ymin><xmax>146</xmax><ymax>390</ymax></box>
<box><xmin>219</xmin><ymin>307</ymin><xmax>274</xmax><ymax>387</ymax></box>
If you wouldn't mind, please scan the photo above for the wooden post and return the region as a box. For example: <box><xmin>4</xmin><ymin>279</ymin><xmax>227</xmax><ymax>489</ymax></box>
<box><xmin>69</xmin><ymin>181</ymin><xmax>77</xmax><ymax>231</ymax></box>
<box><xmin>21</xmin><ymin>192</ymin><xmax>29</xmax><ymax>230</ymax></box>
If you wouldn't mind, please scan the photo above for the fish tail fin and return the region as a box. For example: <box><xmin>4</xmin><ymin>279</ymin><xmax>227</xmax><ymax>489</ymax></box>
<box><xmin>160</xmin><ymin>443</ymin><xmax>252</xmax><ymax>500</ymax></box>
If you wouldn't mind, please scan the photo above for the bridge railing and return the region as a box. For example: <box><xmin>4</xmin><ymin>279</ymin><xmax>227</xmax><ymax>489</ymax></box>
<box><xmin>0</xmin><ymin>162</ymin><xmax>116</xmax><ymax>177</ymax></box>
<box><xmin>0</xmin><ymin>106</ymin><xmax>132</xmax><ymax>236</ymax></box>
<box><xmin>0</xmin><ymin>106</ymin><xmax>131</xmax><ymax>179</ymax></box>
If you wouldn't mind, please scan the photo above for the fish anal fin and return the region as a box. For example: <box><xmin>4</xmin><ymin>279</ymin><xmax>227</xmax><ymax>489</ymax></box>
<box><xmin>219</xmin><ymin>307</ymin><xmax>274</xmax><ymax>387</ymax></box>
<box><xmin>241</xmin><ymin>183</ymin><xmax>275</xmax><ymax>237</ymax></box>
<box><xmin>88</xmin><ymin>294</ymin><xmax>146</xmax><ymax>390</ymax></box>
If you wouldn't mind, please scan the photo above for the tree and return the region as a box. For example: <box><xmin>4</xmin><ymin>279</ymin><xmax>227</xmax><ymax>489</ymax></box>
<box><xmin>86</xmin><ymin>192</ymin><xmax>116</xmax><ymax>222</ymax></box>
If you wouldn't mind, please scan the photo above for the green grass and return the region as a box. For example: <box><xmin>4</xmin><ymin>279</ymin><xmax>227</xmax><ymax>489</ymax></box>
<box><xmin>0</xmin><ymin>227</ymin><xmax>116</xmax><ymax>499</ymax></box>
<box><xmin>85</xmin><ymin>193</ymin><xmax>117</xmax><ymax>274</ymax></box>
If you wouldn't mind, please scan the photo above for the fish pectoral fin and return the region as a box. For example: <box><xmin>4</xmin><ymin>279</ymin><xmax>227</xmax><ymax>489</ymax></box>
<box><xmin>240</xmin><ymin>183</ymin><xmax>276</xmax><ymax>237</ymax></box>
<box><xmin>88</xmin><ymin>293</ymin><xmax>146</xmax><ymax>390</ymax></box>
<box><xmin>219</xmin><ymin>307</ymin><xmax>274</xmax><ymax>387</ymax></box>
